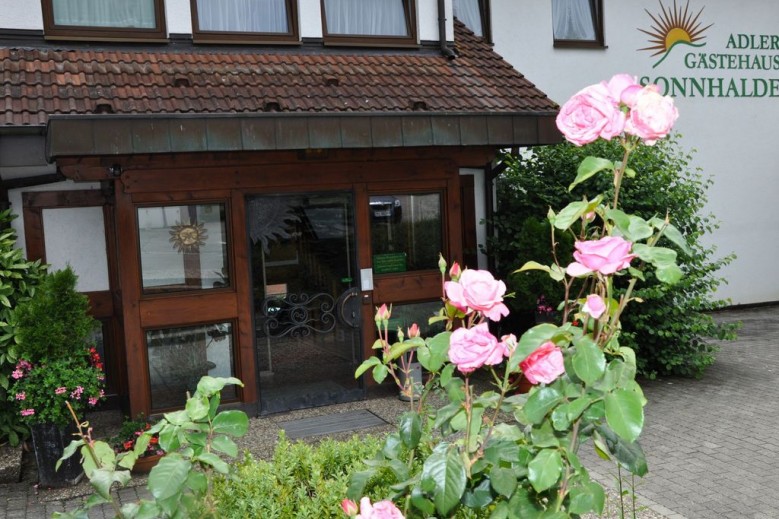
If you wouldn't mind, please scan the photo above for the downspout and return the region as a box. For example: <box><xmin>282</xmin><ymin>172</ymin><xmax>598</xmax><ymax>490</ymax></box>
<box><xmin>438</xmin><ymin>0</ymin><xmax>456</xmax><ymax>59</ymax></box>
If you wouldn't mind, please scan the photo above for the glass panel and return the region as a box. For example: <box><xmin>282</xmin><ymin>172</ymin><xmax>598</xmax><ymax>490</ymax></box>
<box><xmin>43</xmin><ymin>207</ymin><xmax>109</xmax><ymax>292</ymax></box>
<box><xmin>370</xmin><ymin>193</ymin><xmax>442</xmax><ymax>273</ymax></box>
<box><xmin>386</xmin><ymin>301</ymin><xmax>445</xmax><ymax>343</ymax></box>
<box><xmin>138</xmin><ymin>204</ymin><xmax>229</xmax><ymax>294</ymax></box>
<box><xmin>147</xmin><ymin>322</ymin><xmax>236</xmax><ymax>410</ymax></box>
<box><xmin>248</xmin><ymin>192</ymin><xmax>363</xmax><ymax>414</ymax></box>
<box><xmin>196</xmin><ymin>0</ymin><xmax>289</xmax><ymax>33</ymax></box>
<box><xmin>453</xmin><ymin>0</ymin><xmax>483</xmax><ymax>37</ymax></box>
<box><xmin>552</xmin><ymin>0</ymin><xmax>597</xmax><ymax>41</ymax></box>
<box><xmin>323</xmin><ymin>0</ymin><xmax>409</xmax><ymax>36</ymax></box>
<box><xmin>52</xmin><ymin>0</ymin><xmax>156</xmax><ymax>28</ymax></box>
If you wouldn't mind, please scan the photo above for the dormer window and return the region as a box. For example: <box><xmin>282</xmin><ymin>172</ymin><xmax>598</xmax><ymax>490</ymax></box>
<box><xmin>42</xmin><ymin>0</ymin><xmax>167</xmax><ymax>40</ymax></box>
<box><xmin>552</xmin><ymin>0</ymin><xmax>604</xmax><ymax>48</ymax></box>
<box><xmin>321</xmin><ymin>0</ymin><xmax>417</xmax><ymax>46</ymax></box>
<box><xmin>453</xmin><ymin>0</ymin><xmax>491</xmax><ymax>41</ymax></box>
<box><xmin>191</xmin><ymin>0</ymin><xmax>299</xmax><ymax>43</ymax></box>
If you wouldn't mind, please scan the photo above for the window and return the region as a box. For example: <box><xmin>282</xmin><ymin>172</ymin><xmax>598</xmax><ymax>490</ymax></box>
<box><xmin>321</xmin><ymin>0</ymin><xmax>417</xmax><ymax>46</ymax></box>
<box><xmin>552</xmin><ymin>0</ymin><xmax>604</xmax><ymax>48</ymax></box>
<box><xmin>146</xmin><ymin>322</ymin><xmax>237</xmax><ymax>410</ymax></box>
<box><xmin>42</xmin><ymin>0</ymin><xmax>166</xmax><ymax>40</ymax></box>
<box><xmin>370</xmin><ymin>193</ymin><xmax>442</xmax><ymax>273</ymax></box>
<box><xmin>453</xmin><ymin>0</ymin><xmax>490</xmax><ymax>41</ymax></box>
<box><xmin>137</xmin><ymin>203</ymin><xmax>230</xmax><ymax>294</ymax></box>
<box><xmin>191</xmin><ymin>0</ymin><xmax>299</xmax><ymax>43</ymax></box>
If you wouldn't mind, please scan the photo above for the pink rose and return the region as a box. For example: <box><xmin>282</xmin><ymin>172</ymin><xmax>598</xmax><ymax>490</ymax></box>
<box><xmin>556</xmin><ymin>82</ymin><xmax>626</xmax><ymax>146</ymax></box>
<box><xmin>356</xmin><ymin>497</ymin><xmax>405</xmax><ymax>519</ymax></box>
<box><xmin>625</xmin><ymin>84</ymin><xmax>678</xmax><ymax>145</ymax></box>
<box><xmin>449</xmin><ymin>261</ymin><xmax>462</xmax><ymax>281</ymax></box>
<box><xmin>448</xmin><ymin>323</ymin><xmax>507</xmax><ymax>374</ymax></box>
<box><xmin>520</xmin><ymin>342</ymin><xmax>565</xmax><ymax>385</ymax></box>
<box><xmin>582</xmin><ymin>294</ymin><xmax>607</xmax><ymax>319</ymax></box>
<box><xmin>501</xmin><ymin>333</ymin><xmax>518</xmax><ymax>355</ymax></box>
<box><xmin>566</xmin><ymin>236</ymin><xmax>636</xmax><ymax>277</ymax></box>
<box><xmin>375</xmin><ymin>304</ymin><xmax>390</xmax><ymax>323</ymax></box>
<box><xmin>605</xmin><ymin>73</ymin><xmax>642</xmax><ymax>107</ymax></box>
<box><xmin>407</xmin><ymin>323</ymin><xmax>420</xmax><ymax>339</ymax></box>
<box><xmin>444</xmin><ymin>269</ymin><xmax>509</xmax><ymax>322</ymax></box>
<box><xmin>341</xmin><ymin>499</ymin><xmax>359</xmax><ymax>517</ymax></box>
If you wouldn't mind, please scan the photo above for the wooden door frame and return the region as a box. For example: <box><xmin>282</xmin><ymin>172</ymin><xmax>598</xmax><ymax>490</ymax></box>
<box><xmin>21</xmin><ymin>187</ymin><xmax>126</xmax><ymax>406</ymax></box>
<box><xmin>107</xmin><ymin>150</ymin><xmax>468</xmax><ymax>416</ymax></box>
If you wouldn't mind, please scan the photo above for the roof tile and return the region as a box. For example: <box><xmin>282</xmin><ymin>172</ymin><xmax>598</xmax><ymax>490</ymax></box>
<box><xmin>0</xmin><ymin>21</ymin><xmax>556</xmax><ymax>126</ymax></box>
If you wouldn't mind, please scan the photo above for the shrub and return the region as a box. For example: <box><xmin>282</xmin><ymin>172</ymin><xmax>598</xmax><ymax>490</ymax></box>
<box><xmin>211</xmin><ymin>434</ymin><xmax>389</xmax><ymax>518</ymax></box>
<box><xmin>0</xmin><ymin>210</ymin><xmax>46</xmax><ymax>445</ymax></box>
<box><xmin>487</xmin><ymin>136</ymin><xmax>738</xmax><ymax>377</ymax></box>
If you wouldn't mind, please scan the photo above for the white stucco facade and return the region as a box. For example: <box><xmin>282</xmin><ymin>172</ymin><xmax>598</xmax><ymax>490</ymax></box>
<box><xmin>491</xmin><ymin>0</ymin><xmax>779</xmax><ymax>305</ymax></box>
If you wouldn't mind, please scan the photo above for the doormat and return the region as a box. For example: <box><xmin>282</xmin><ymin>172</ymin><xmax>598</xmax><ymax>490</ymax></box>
<box><xmin>279</xmin><ymin>409</ymin><xmax>388</xmax><ymax>440</ymax></box>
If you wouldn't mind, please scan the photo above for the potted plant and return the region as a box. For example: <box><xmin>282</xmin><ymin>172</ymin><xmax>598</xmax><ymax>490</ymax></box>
<box><xmin>111</xmin><ymin>414</ymin><xmax>163</xmax><ymax>473</ymax></box>
<box><xmin>8</xmin><ymin>267</ymin><xmax>104</xmax><ymax>487</ymax></box>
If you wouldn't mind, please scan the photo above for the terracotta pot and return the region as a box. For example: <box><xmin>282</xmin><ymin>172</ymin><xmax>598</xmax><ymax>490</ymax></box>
<box><xmin>132</xmin><ymin>453</ymin><xmax>163</xmax><ymax>474</ymax></box>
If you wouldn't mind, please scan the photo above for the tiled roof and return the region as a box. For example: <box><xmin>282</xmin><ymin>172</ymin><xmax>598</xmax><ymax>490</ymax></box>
<box><xmin>1</xmin><ymin>22</ymin><xmax>556</xmax><ymax>127</ymax></box>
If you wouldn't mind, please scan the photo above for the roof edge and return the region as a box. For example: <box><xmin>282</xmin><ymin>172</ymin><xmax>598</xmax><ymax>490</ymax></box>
<box><xmin>46</xmin><ymin>112</ymin><xmax>562</xmax><ymax>160</ymax></box>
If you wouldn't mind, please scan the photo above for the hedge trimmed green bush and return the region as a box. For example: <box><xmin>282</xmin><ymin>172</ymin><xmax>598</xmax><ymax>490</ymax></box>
<box><xmin>487</xmin><ymin>136</ymin><xmax>739</xmax><ymax>378</ymax></box>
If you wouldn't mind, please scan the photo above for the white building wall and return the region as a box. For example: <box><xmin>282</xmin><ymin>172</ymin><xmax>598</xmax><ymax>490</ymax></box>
<box><xmin>492</xmin><ymin>0</ymin><xmax>779</xmax><ymax>305</ymax></box>
<box><xmin>0</xmin><ymin>0</ymin><xmax>453</xmax><ymax>42</ymax></box>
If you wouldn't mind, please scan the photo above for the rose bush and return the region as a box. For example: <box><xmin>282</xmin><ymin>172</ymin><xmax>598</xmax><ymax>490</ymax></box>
<box><xmin>350</xmin><ymin>73</ymin><xmax>686</xmax><ymax>518</ymax></box>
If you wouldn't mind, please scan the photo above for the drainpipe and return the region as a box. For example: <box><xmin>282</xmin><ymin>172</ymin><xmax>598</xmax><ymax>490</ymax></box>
<box><xmin>438</xmin><ymin>0</ymin><xmax>456</xmax><ymax>59</ymax></box>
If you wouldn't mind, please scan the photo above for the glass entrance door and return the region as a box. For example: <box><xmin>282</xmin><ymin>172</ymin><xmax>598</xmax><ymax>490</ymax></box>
<box><xmin>248</xmin><ymin>192</ymin><xmax>363</xmax><ymax>414</ymax></box>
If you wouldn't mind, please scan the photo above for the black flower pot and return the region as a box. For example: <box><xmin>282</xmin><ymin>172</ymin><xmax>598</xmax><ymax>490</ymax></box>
<box><xmin>30</xmin><ymin>422</ymin><xmax>83</xmax><ymax>487</ymax></box>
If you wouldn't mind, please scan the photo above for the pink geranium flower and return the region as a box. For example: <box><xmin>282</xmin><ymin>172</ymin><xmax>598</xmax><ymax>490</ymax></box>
<box><xmin>20</xmin><ymin>409</ymin><xmax>35</xmax><ymax>417</ymax></box>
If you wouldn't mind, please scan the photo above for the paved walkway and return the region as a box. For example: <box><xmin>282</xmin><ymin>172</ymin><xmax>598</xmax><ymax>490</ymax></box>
<box><xmin>1</xmin><ymin>305</ymin><xmax>777</xmax><ymax>518</ymax></box>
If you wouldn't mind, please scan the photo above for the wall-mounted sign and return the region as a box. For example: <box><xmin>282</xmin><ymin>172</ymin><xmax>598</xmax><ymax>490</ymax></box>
<box><xmin>373</xmin><ymin>253</ymin><xmax>407</xmax><ymax>274</ymax></box>
<box><xmin>638</xmin><ymin>1</ymin><xmax>779</xmax><ymax>98</ymax></box>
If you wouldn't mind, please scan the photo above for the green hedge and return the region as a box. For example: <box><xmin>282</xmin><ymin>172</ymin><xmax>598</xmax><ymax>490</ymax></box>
<box><xmin>487</xmin><ymin>136</ymin><xmax>739</xmax><ymax>378</ymax></box>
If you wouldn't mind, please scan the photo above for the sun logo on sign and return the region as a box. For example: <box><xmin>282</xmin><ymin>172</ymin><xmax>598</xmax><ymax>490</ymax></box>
<box><xmin>639</xmin><ymin>0</ymin><xmax>712</xmax><ymax>68</ymax></box>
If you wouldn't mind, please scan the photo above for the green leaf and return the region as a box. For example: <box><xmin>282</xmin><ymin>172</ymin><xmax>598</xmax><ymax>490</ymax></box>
<box><xmin>605</xmin><ymin>389</ymin><xmax>645</xmax><ymax>443</ymax></box>
<box><xmin>87</xmin><ymin>468</ymin><xmax>116</xmax><ymax>500</ymax></box>
<box><xmin>523</xmin><ymin>386</ymin><xmax>563</xmax><ymax>424</ymax></box>
<box><xmin>566</xmin><ymin>394</ymin><xmax>594</xmax><ymax>422</ymax></box>
<box><xmin>490</xmin><ymin>467</ymin><xmax>518</xmax><ymax>498</ymax></box>
<box><xmin>656</xmin><ymin>263</ymin><xmax>683</xmax><ymax>284</ymax></box>
<box><xmin>195</xmin><ymin>376</ymin><xmax>243</xmax><ymax>397</ymax></box>
<box><xmin>421</xmin><ymin>443</ymin><xmax>467</xmax><ymax>517</ymax></box>
<box><xmin>597</xmin><ymin>424</ymin><xmax>649</xmax><ymax>476</ymax></box>
<box><xmin>627</xmin><ymin>215</ymin><xmax>653</xmax><ymax>241</ymax></box>
<box><xmin>56</xmin><ymin>439</ymin><xmax>84</xmax><ymax>471</ymax></box>
<box><xmin>195</xmin><ymin>452</ymin><xmax>229</xmax><ymax>474</ymax></box>
<box><xmin>440</xmin><ymin>363</ymin><xmax>456</xmax><ymax>387</ymax></box>
<box><xmin>632</xmin><ymin>244</ymin><xmax>677</xmax><ymax>266</ymax></box>
<box><xmin>530</xmin><ymin>420</ymin><xmax>560</xmax><ymax>448</ymax></box>
<box><xmin>212</xmin><ymin>410</ymin><xmax>249</xmax><ymax>437</ymax></box>
<box><xmin>514</xmin><ymin>261</ymin><xmax>552</xmax><ymax>274</ymax></box>
<box><xmin>572</xmin><ymin>335</ymin><xmax>606</xmax><ymax>386</ymax></box>
<box><xmin>387</xmin><ymin>340</ymin><xmax>416</xmax><ymax>361</ymax></box>
<box><xmin>399</xmin><ymin>412</ymin><xmax>422</xmax><ymax>449</ymax></box>
<box><xmin>462</xmin><ymin>478</ymin><xmax>493</xmax><ymax>509</ymax></box>
<box><xmin>354</xmin><ymin>356</ymin><xmax>381</xmax><ymax>379</ymax></box>
<box><xmin>410</xmin><ymin>487</ymin><xmax>436</xmax><ymax>516</ymax></box>
<box><xmin>419</xmin><ymin>331</ymin><xmax>451</xmax><ymax>372</ymax></box>
<box><xmin>372</xmin><ymin>364</ymin><xmax>389</xmax><ymax>384</ymax></box>
<box><xmin>507</xmin><ymin>488</ymin><xmax>543</xmax><ymax>519</ymax></box>
<box><xmin>528</xmin><ymin>449</ymin><xmax>563</xmax><ymax>492</ymax></box>
<box><xmin>347</xmin><ymin>469</ymin><xmax>377</xmax><ymax>500</ymax></box>
<box><xmin>211</xmin><ymin>435</ymin><xmax>238</xmax><ymax>458</ymax></box>
<box><xmin>148</xmin><ymin>454</ymin><xmax>191</xmax><ymax>500</ymax></box>
<box><xmin>569</xmin><ymin>156</ymin><xmax>614</xmax><ymax>191</ymax></box>
<box><xmin>553</xmin><ymin>200</ymin><xmax>588</xmax><ymax>231</ymax></box>
<box><xmin>568</xmin><ymin>481</ymin><xmax>606</xmax><ymax>515</ymax></box>
<box><xmin>661</xmin><ymin>222</ymin><xmax>692</xmax><ymax>255</ymax></box>
<box><xmin>185</xmin><ymin>395</ymin><xmax>209</xmax><ymax>421</ymax></box>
